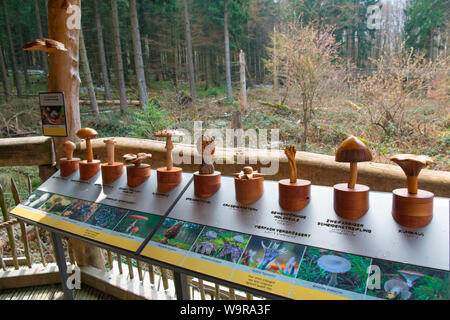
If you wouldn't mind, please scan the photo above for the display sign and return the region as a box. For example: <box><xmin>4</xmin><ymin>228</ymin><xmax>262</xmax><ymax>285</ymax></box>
<box><xmin>39</xmin><ymin>92</ymin><xmax>69</xmax><ymax>137</ymax></box>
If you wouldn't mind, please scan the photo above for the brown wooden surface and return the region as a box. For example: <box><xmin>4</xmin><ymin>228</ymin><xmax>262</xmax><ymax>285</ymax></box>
<box><xmin>333</xmin><ymin>183</ymin><xmax>370</xmax><ymax>220</ymax></box>
<box><xmin>101</xmin><ymin>162</ymin><xmax>124</xmax><ymax>184</ymax></box>
<box><xmin>234</xmin><ymin>176</ymin><xmax>264</xmax><ymax>205</ymax></box>
<box><xmin>126</xmin><ymin>164</ymin><xmax>150</xmax><ymax>187</ymax></box>
<box><xmin>59</xmin><ymin>158</ymin><xmax>79</xmax><ymax>177</ymax></box>
<box><xmin>194</xmin><ymin>171</ymin><xmax>221</xmax><ymax>198</ymax></box>
<box><xmin>79</xmin><ymin>160</ymin><xmax>101</xmax><ymax>180</ymax></box>
<box><xmin>278</xmin><ymin>179</ymin><xmax>311</xmax><ymax>211</ymax></box>
<box><xmin>157</xmin><ymin>167</ymin><xmax>182</xmax><ymax>192</ymax></box>
<box><xmin>392</xmin><ymin>188</ymin><xmax>434</xmax><ymax>228</ymax></box>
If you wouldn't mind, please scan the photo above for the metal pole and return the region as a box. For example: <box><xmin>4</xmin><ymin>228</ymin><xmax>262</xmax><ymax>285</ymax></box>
<box><xmin>50</xmin><ymin>232</ymin><xmax>74</xmax><ymax>300</ymax></box>
<box><xmin>173</xmin><ymin>271</ymin><xmax>189</xmax><ymax>300</ymax></box>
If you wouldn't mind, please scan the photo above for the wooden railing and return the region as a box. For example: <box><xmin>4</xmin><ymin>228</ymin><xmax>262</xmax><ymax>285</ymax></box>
<box><xmin>0</xmin><ymin>136</ymin><xmax>449</xmax><ymax>300</ymax></box>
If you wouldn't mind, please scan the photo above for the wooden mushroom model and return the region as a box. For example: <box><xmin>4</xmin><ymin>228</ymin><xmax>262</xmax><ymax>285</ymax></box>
<box><xmin>333</xmin><ymin>136</ymin><xmax>372</xmax><ymax>220</ymax></box>
<box><xmin>59</xmin><ymin>141</ymin><xmax>80</xmax><ymax>177</ymax></box>
<box><xmin>390</xmin><ymin>154</ymin><xmax>434</xmax><ymax>228</ymax></box>
<box><xmin>233</xmin><ymin>166</ymin><xmax>264</xmax><ymax>205</ymax></box>
<box><xmin>278</xmin><ymin>145</ymin><xmax>311</xmax><ymax>211</ymax></box>
<box><xmin>154</xmin><ymin>130</ymin><xmax>185</xmax><ymax>192</ymax></box>
<box><xmin>193</xmin><ymin>135</ymin><xmax>221</xmax><ymax>198</ymax></box>
<box><xmin>123</xmin><ymin>153</ymin><xmax>152</xmax><ymax>187</ymax></box>
<box><xmin>76</xmin><ymin>128</ymin><xmax>101</xmax><ymax>180</ymax></box>
<box><xmin>23</xmin><ymin>38</ymin><xmax>68</xmax><ymax>53</ymax></box>
<box><xmin>101</xmin><ymin>138</ymin><xmax>124</xmax><ymax>184</ymax></box>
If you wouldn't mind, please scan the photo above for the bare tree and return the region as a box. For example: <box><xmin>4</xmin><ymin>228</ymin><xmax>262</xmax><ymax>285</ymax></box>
<box><xmin>224</xmin><ymin>0</ymin><xmax>233</xmax><ymax>101</ymax></box>
<box><xmin>0</xmin><ymin>43</ymin><xmax>11</xmax><ymax>102</ymax></box>
<box><xmin>79</xmin><ymin>28</ymin><xmax>99</xmax><ymax>116</ymax></box>
<box><xmin>183</xmin><ymin>0</ymin><xmax>196</xmax><ymax>101</ymax></box>
<box><xmin>34</xmin><ymin>0</ymin><xmax>48</xmax><ymax>73</ymax></box>
<box><xmin>93</xmin><ymin>0</ymin><xmax>111</xmax><ymax>100</ymax></box>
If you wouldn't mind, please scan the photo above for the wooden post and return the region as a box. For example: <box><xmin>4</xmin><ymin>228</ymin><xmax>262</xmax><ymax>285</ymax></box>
<box><xmin>239</xmin><ymin>50</ymin><xmax>247</xmax><ymax>109</ymax></box>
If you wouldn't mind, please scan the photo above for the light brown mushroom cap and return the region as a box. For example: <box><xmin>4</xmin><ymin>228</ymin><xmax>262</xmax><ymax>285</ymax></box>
<box><xmin>76</xmin><ymin>128</ymin><xmax>98</xmax><ymax>140</ymax></box>
<box><xmin>335</xmin><ymin>136</ymin><xmax>372</xmax><ymax>163</ymax></box>
<box><xmin>123</xmin><ymin>153</ymin><xmax>152</xmax><ymax>166</ymax></box>
<box><xmin>103</xmin><ymin>138</ymin><xmax>116</xmax><ymax>145</ymax></box>
<box><xmin>23</xmin><ymin>38</ymin><xmax>67</xmax><ymax>53</ymax></box>
<box><xmin>154</xmin><ymin>129</ymin><xmax>185</xmax><ymax>138</ymax></box>
<box><xmin>234</xmin><ymin>166</ymin><xmax>259</xmax><ymax>179</ymax></box>
<box><xmin>63</xmin><ymin>140</ymin><xmax>76</xmax><ymax>151</ymax></box>
<box><xmin>390</xmin><ymin>154</ymin><xmax>433</xmax><ymax>176</ymax></box>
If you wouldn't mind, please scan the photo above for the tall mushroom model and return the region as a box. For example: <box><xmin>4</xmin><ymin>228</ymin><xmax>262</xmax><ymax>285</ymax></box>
<box><xmin>154</xmin><ymin>130</ymin><xmax>185</xmax><ymax>192</ymax></box>
<box><xmin>59</xmin><ymin>140</ymin><xmax>79</xmax><ymax>177</ymax></box>
<box><xmin>193</xmin><ymin>134</ymin><xmax>221</xmax><ymax>198</ymax></box>
<box><xmin>76</xmin><ymin>128</ymin><xmax>101</xmax><ymax>180</ymax></box>
<box><xmin>333</xmin><ymin>136</ymin><xmax>372</xmax><ymax>219</ymax></box>
<box><xmin>101</xmin><ymin>138</ymin><xmax>124</xmax><ymax>184</ymax></box>
<box><xmin>278</xmin><ymin>145</ymin><xmax>311</xmax><ymax>211</ymax></box>
<box><xmin>390</xmin><ymin>154</ymin><xmax>434</xmax><ymax>228</ymax></box>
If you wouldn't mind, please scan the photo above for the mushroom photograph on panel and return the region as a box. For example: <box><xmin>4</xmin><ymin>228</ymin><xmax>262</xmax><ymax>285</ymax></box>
<box><xmin>366</xmin><ymin>259</ymin><xmax>449</xmax><ymax>300</ymax></box>
<box><xmin>38</xmin><ymin>194</ymin><xmax>74</xmax><ymax>216</ymax></box>
<box><xmin>151</xmin><ymin>218</ymin><xmax>204</xmax><ymax>251</ymax></box>
<box><xmin>85</xmin><ymin>205</ymin><xmax>129</xmax><ymax>230</ymax></box>
<box><xmin>113</xmin><ymin>211</ymin><xmax>162</xmax><ymax>239</ymax></box>
<box><xmin>61</xmin><ymin>199</ymin><xmax>99</xmax><ymax>222</ymax></box>
<box><xmin>296</xmin><ymin>247</ymin><xmax>371</xmax><ymax>294</ymax></box>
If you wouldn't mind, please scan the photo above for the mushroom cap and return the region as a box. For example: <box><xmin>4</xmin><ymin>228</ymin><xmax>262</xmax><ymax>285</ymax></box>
<box><xmin>234</xmin><ymin>166</ymin><xmax>260</xmax><ymax>179</ymax></box>
<box><xmin>335</xmin><ymin>136</ymin><xmax>372</xmax><ymax>163</ymax></box>
<box><xmin>317</xmin><ymin>255</ymin><xmax>351</xmax><ymax>274</ymax></box>
<box><xmin>23</xmin><ymin>38</ymin><xmax>67</xmax><ymax>53</ymax></box>
<box><xmin>76</xmin><ymin>128</ymin><xmax>98</xmax><ymax>140</ymax></box>
<box><xmin>384</xmin><ymin>279</ymin><xmax>411</xmax><ymax>300</ymax></box>
<box><xmin>154</xmin><ymin>129</ymin><xmax>185</xmax><ymax>138</ymax></box>
<box><xmin>103</xmin><ymin>138</ymin><xmax>116</xmax><ymax>144</ymax></box>
<box><xmin>196</xmin><ymin>135</ymin><xmax>216</xmax><ymax>156</ymax></box>
<box><xmin>130</xmin><ymin>226</ymin><xmax>139</xmax><ymax>233</ymax></box>
<box><xmin>390</xmin><ymin>154</ymin><xmax>433</xmax><ymax>176</ymax></box>
<box><xmin>63</xmin><ymin>140</ymin><xmax>76</xmax><ymax>150</ymax></box>
<box><xmin>398</xmin><ymin>270</ymin><xmax>424</xmax><ymax>286</ymax></box>
<box><xmin>128</xmin><ymin>215</ymin><xmax>149</xmax><ymax>221</ymax></box>
<box><xmin>123</xmin><ymin>153</ymin><xmax>152</xmax><ymax>165</ymax></box>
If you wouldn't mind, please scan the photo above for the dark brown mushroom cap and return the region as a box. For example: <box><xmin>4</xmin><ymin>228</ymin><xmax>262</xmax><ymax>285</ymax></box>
<box><xmin>335</xmin><ymin>136</ymin><xmax>372</xmax><ymax>163</ymax></box>
<box><xmin>390</xmin><ymin>154</ymin><xmax>433</xmax><ymax>176</ymax></box>
<box><xmin>154</xmin><ymin>129</ymin><xmax>185</xmax><ymax>138</ymax></box>
<box><xmin>76</xmin><ymin>128</ymin><xmax>98</xmax><ymax>140</ymax></box>
<box><xmin>23</xmin><ymin>38</ymin><xmax>67</xmax><ymax>53</ymax></box>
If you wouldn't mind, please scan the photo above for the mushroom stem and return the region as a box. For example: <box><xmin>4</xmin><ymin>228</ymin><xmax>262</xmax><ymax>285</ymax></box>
<box><xmin>86</xmin><ymin>139</ymin><xmax>93</xmax><ymax>162</ymax></box>
<box><xmin>328</xmin><ymin>273</ymin><xmax>338</xmax><ymax>287</ymax></box>
<box><xmin>166</xmin><ymin>136</ymin><xmax>173</xmax><ymax>170</ymax></box>
<box><xmin>348</xmin><ymin>162</ymin><xmax>357</xmax><ymax>189</ymax></box>
<box><xmin>106</xmin><ymin>143</ymin><xmax>115</xmax><ymax>165</ymax></box>
<box><xmin>406</xmin><ymin>175</ymin><xmax>418</xmax><ymax>194</ymax></box>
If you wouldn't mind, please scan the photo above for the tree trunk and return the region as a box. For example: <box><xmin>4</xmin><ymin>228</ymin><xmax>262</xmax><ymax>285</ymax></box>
<box><xmin>183</xmin><ymin>0</ymin><xmax>196</xmax><ymax>101</ymax></box>
<box><xmin>16</xmin><ymin>10</ymin><xmax>31</xmax><ymax>90</ymax></box>
<box><xmin>205</xmin><ymin>47</ymin><xmax>212</xmax><ymax>90</ymax></box>
<box><xmin>93</xmin><ymin>0</ymin><xmax>111</xmax><ymax>101</ymax></box>
<box><xmin>273</xmin><ymin>25</ymin><xmax>278</xmax><ymax>90</ymax></box>
<box><xmin>2</xmin><ymin>0</ymin><xmax>22</xmax><ymax>98</ymax></box>
<box><xmin>110</xmin><ymin>0</ymin><xmax>128</xmax><ymax>113</ymax></box>
<box><xmin>34</xmin><ymin>0</ymin><xmax>49</xmax><ymax>73</ymax></box>
<box><xmin>129</xmin><ymin>0</ymin><xmax>148</xmax><ymax>107</ymax></box>
<box><xmin>239</xmin><ymin>50</ymin><xmax>247</xmax><ymax>109</ymax></box>
<box><xmin>0</xmin><ymin>44</ymin><xmax>11</xmax><ymax>102</ymax></box>
<box><xmin>48</xmin><ymin>0</ymin><xmax>105</xmax><ymax>271</ymax></box>
<box><xmin>224</xmin><ymin>0</ymin><xmax>233</xmax><ymax>101</ymax></box>
<box><xmin>79</xmin><ymin>28</ymin><xmax>99</xmax><ymax>116</ymax></box>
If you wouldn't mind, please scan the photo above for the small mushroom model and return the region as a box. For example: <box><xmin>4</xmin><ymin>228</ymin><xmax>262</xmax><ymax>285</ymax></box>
<box><xmin>398</xmin><ymin>270</ymin><xmax>424</xmax><ymax>287</ymax></box>
<box><xmin>123</xmin><ymin>153</ymin><xmax>152</xmax><ymax>187</ymax></box>
<box><xmin>154</xmin><ymin>130</ymin><xmax>185</xmax><ymax>192</ymax></box>
<box><xmin>384</xmin><ymin>279</ymin><xmax>412</xmax><ymax>300</ymax></box>
<box><xmin>233</xmin><ymin>166</ymin><xmax>264</xmax><ymax>205</ymax></box>
<box><xmin>333</xmin><ymin>136</ymin><xmax>372</xmax><ymax>220</ymax></box>
<box><xmin>101</xmin><ymin>138</ymin><xmax>124</xmax><ymax>184</ymax></box>
<box><xmin>160</xmin><ymin>221</ymin><xmax>183</xmax><ymax>244</ymax></box>
<box><xmin>317</xmin><ymin>255</ymin><xmax>351</xmax><ymax>287</ymax></box>
<box><xmin>390</xmin><ymin>154</ymin><xmax>434</xmax><ymax>228</ymax></box>
<box><xmin>76</xmin><ymin>128</ymin><xmax>101</xmax><ymax>180</ymax></box>
<box><xmin>193</xmin><ymin>134</ymin><xmax>221</xmax><ymax>198</ymax></box>
<box><xmin>278</xmin><ymin>145</ymin><xmax>311</xmax><ymax>211</ymax></box>
<box><xmin>59</xmin><ymin>140</ymin><xmax>80</xmax><ymax>177</ymax></box>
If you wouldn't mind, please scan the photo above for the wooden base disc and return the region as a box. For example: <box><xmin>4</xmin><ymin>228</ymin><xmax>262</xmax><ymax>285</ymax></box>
<box><xmin>333</xmin><ymin>183</ymin><xmax>370</xmax><ymax>220</ymax></box>
<box><xmin>101</xmin><ymin>162</ymin><xmax>124</xmax><ymax>184</ymax></box>
<box><xmin>234</xmin><ymin>176</ymin><xmax>264</xmax><ymax>205</ymax></box>
<box><xmin>59</xmin><ymin>158</ymin><xmax>80</xmax><ymax>177</ymax></box>
<box><xmin>194</xmin><ymin>171</ymin><xmax>221</xmax><ymax>198</ymax></box>
<box><xmin>278</xmin><ymin>179</ymin><xmax>311</xmax><ymax>211</ymax></box>
<box><xmin>157</xmin><ymin>167</ymin><xmax>183</xmax><ymax>193</ymax></box>
<box><xmin>126</xmin><ymin>164</ymin><xmax>151</xmax><ymax>187</ymax></box>
<box><xmin>79</xmin><ymin>160</ymin><xmax>101</xmax><ymax>180</ymax></box>
<box><xmin>392</xmin><ymin>188</ymin><xmax>434</xmax><ymax>229</ymax></box>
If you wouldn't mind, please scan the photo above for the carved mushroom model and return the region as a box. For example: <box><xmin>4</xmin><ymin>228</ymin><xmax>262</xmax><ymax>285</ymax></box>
<box><xmin>278</xmin><ymin>145</ymin><xmax>311</xmax><ymax>211</ymax></box>
<box><xmin>317</xmin><ymin>255</ymin><xmax>351</xmax><ymax>287</ymax></box>
<box><xmin>154</xmin><ymin>130</ymin><xmax>185</xmax><ymax>192</ymax></box>
<box><xmin>384</xmin><ymin>279</ymin><xmax>412</xmax><ymax>300</ymax></box>
<box><xmin>390</xmin><ymin>154</ymin><xmax>434</xmax><ymax>228</ymax></box>
<box><xmin>76</xmin><ymin>128</ymin><xmax>101</xmax><ymax>180</ymax></box>
<box><xmin>233</xmin><ymin>166</ymin><xmax>264</xmax><ymax>205</ymax></box>
<box><xmin>398</xmin><ymin>270</ymin><xmax>424</xmax><ymax>287</ymax></box>
<box><xmin>193</xmin><ymin>134</ymin><xmax>221</xmax><ymax>198</ymax></box>
<box><xmin>333</xmin><ymin>136</ymin><xmax>372</xmax><ymax>220</ymax></box>
<box><xmin>123</xmin><ymin>153</ymin><xmax>152</xmax><ymax>187</ymax></box>
<box><xmin>59</xmin><ymin>140</ymin><xmax>80</xmax><ymax>177</ymax></box>
<box><xmin>101</xmin><ymin>138</ymin><xmax>124</xmax><ymax>184</ymax></box>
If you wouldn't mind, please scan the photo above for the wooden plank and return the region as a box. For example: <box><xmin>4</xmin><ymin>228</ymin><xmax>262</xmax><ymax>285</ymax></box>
<box><xmin>0</xmin><ymin>136</ymin><xmax>54</xmax><ymax>167</ymax></box>
<box><xmin>0</xmin><ymin>263</ymin><xmax>60</xmax><ymax>289</ymax></box>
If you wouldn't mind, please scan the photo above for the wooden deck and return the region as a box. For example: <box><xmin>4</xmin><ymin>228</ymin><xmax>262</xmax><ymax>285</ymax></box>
<box><xmin>0</xmin><ymin>284</ymin><xmax>117</xmax><ymax>300</ymax></box>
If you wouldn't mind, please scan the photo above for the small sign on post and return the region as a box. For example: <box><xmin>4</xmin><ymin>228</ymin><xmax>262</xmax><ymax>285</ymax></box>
<box><xmin>39</xmin><ymin>92</ymin><xmax>68</xmax><ymax>137</ymax></box>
